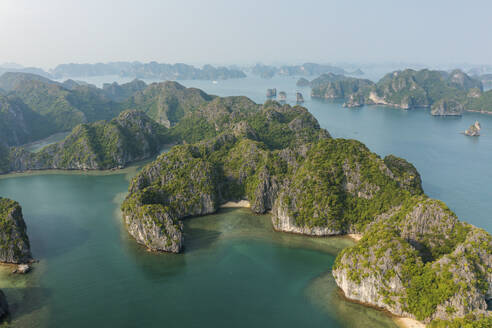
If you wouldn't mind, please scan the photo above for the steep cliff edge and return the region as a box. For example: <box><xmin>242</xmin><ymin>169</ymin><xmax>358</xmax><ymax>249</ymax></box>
<box><xmin>271</xmin><ymin>140</ymin><xmax>422</xmax><ymax>236</ymax></box>
<box><xmin>333</xmin><ymin>197</ymin><xmax>491</xmax><ymax>324</ymax></box>
<box><xmin>121</xmin><ymin>101</ymin><xmax>330</xmax><ymax>252</ymax></box>
<box><xmin>121</xmin><ymin>100</ymin><xmax>422</xmax><ymax>254</ymax></box>
<box><xmin>115</xmin><ymin>87</ymin><xmax>491</xmax><ymax>326</ymax></box>
<box><xmin>0</xmin><ymin>198</ymin><xmax>32</xmax><ymax>264</ymax></box>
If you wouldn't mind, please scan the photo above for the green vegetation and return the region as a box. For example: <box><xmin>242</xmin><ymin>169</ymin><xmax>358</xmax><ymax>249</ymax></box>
<box><xmin>428</xmin><ymin>314</ymin><xmax>492</xmax><ymax>328</ymax></box>
<box><xmin>0</xmin><ymin>72</ymin><xmax>127</xmax><ymax>146</ymax></box>
<box><xmin>278</xmin><ymin>139</ymin><xmax>422</xmax><ymax>231</ymax></box>
<box><xmin>334</xmin><ymin>196</ymin><xmax>491</xmax><ymax>322</ymax></box>
<box><xmin>5</xmin><ymin>110</ymin><xmax>169</xmax><ymax>172</ymax></box>
<box><xmin>0</xmin><ymin>144</ymin><xmax>9</xmax><ymax>173</ymax></box>
<box><xmin>0</xmin><ymin>95</ymin><xmax>57</xmax><ymax>146</ymax></box>
<box><xmin>0</xmin><ymin>197</ymin><xmax>32</xmax><ymax>263</ymax></box>
<box><xmin>310</xmin><ymin>74</ymin><xmax>374</xmax><ymax>99</ymax></box>
<box><xmin>124</xmin><ymin>81</ymin><xmax>214</xmax><ymax>127</ymax></box>
<box><xmin>52</xmin><ymin>62</ymin><xmax>246</xmax><ymax>80</ymax></box>
<box><xmin>315</xmin><ymin>68</ymin><xmax>492</xmax><ymax>113</ymax></box>
<box><xmin>1</xmin><ymin>75</ymin><xmax>489</xmax><ymax>325</ymax></box>
<box><xmin>466</xmin><ymin>89</ymin><xmax>492</xmax><ymax>112</ymax></box>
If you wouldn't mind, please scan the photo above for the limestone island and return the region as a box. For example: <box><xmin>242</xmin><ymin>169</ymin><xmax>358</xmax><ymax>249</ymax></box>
<box><xmin>0</xmin><ymin>197</ymin><xmax>34</xmax><ymax>322</ymax></box>
<box><xmin>296</xmin><ymin>92</ymin><xmax>304</xmax><ymax>103</ymax></box>
<box><xmin>465</xmin><ymin>121</ymin><xmax>481</xmax><ymax>136</ymax></box>
<box><xmin>307</xmin><ymin>69</ymin><xmax>492</xmax><ymax>117</ymax></box>
<box><xmin>0</xmin><ymin>73</ymin><xmax>490</xmax><ymax>326</ymax></box>
<box><xmin>118</xmin><ymin>86</ymin><xmax>491</xmax><ymax>327</ymax></box>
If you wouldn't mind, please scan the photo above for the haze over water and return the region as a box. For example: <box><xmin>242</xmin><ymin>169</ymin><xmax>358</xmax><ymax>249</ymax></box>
<box><xmin>0</xmin><ymin>74</ymin><xmax>490</xmax><ymax>327</ymax></box>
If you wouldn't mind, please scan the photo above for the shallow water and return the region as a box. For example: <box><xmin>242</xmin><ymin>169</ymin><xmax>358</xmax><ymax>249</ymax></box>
<box><xmin>0</xmin><ymin>174</ymin><xmax>397</xmax><ymax>328</ymax></box>
<box><xmin>3</xmin><ymin>73</ymin><xmax>490</xmax><ymax>327</ymax></box>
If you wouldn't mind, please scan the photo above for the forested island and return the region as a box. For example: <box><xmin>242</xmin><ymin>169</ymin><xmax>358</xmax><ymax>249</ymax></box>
<box><xmin>251</xmin><ymin>63</ymin><xmax>350</xmax><ymax>79</ymax></box>
<box><xmin>304</xmin><ymin>69</ymin><xmax>492</xmax><ymax>115</ymax></box>
<box><xmin>51</xmin><ymin>62</ymin><xmax>246</xmax><ymax>80</ymax></box>
<box><xmin>0</xmin><ymin>72</ymin><xmax>490</xmax><ymax>327</ymax></box>
<box><xmin>0</xmin><ymin>62</ymin><xmax>246</xmax><ymax>81</ymax></box>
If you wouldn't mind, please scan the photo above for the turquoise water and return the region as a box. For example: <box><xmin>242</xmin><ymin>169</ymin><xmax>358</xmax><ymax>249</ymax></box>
<box><xmin>2</xmin><ymin>74</ymin><xmax>490</xmax><ymax>327</ymax></box>
<box><xmin>0</xmin><ymin>173</ymin><xmax>397</xmax><ymax>328</ymax></box>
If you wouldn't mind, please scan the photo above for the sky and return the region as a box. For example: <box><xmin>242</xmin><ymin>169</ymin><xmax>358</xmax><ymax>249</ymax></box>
<box><xmin>0</xmin><ymin>0</ymin><xmax>491</xmax><ymax>69</ymax></box>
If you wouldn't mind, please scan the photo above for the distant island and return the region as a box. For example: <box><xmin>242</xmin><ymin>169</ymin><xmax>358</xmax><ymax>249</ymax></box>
<box><xmin>250</xmin><ymin>63</ymin><xmax>358</xmax><ymax>79</ymax></box>
<box><xmin>0</xmin><ymin>72</ymin><xmax>490</xmax><ymax>326</ymax></box>
<box><xmin>0</xmin><ymin>62</ymin><xmax>246</xmax><ymax>81</ymax></box>
<box><xmin>115</xmin><ymin>84</ymin><xmax>491</xmax><ymax>327</ymax></box>
<box><xmin>51</xmin><ymin>62</ymin><xmax>246</xmax><ymax>80</ymax></box>
<box><xmin>303</xmin><ymin>69</ymin><xmax>492</xmax><ymax>115</ymax></box>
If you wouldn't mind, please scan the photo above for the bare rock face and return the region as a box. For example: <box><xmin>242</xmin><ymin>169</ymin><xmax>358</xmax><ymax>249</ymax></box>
<box><xmin>124</xmin><ymin>205</ymin><xmax>183</xmax><ymax>253</ymax></box>
<box><xmin>122</xmin><ymin>145</ymin><xmax>219</xmax><ymax>253</ymax></box>
<box><xmin>333</xmin><ymin>229</ymin><xmax>415</xmax><ymax>317</ymax></box>
<box><xmin>333</xmin><ymin>198</ymin><xmax>492</xmax><ymax>323</ymax></box>
<box><xmin>270</xmin><ymin>140</ymin><xmax>423</xmax><ymax>237</ymax></box>
<box><xmin>271</xmin><ymin>194</ymin><xmax>344</xmax><ymax>236</ymax></box>
<box><xmin>0</xmin><ymin>198</ymin><xmax>32</xmax><ymax>264</ymax></box>
<box><xmin>250</xmin><ymin>170</ymin><xmax>279</xmax><ymax>214</ymax></box>
<box><xmin>465</xmin><ymin>121</ymin><xmax>481</xmax><ymax>136</ymax></box>
<box><xmin>383</xmin><ymin>155</ymin><xmax>422</xmax><ymax>193</ymax></box>
<box><xmin>430</xmin><ymin>99</ymin><xmax>464</xmax><ymax>116</ymax></box>
<box><xmin>343</xmin><ymin>93</ymin><xmax>364</xmax><ymax>108</ymax></box>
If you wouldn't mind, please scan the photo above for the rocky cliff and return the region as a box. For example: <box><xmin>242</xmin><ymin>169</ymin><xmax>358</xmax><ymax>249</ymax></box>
<box><xmin>0</xmin><ymin>198</ymin><xmax>32</xmax><ymax>264</ymax></box>
<box><xmin>121</xmin><ymin>99</ymin><xmax>423</xmax><ymax>254</ymax></box>
<box><xmin>465</xmin><ymin>121</ymin><xmax>481</xmax><ymax>136</ymax></box>
<box><xmin>430</xmin><ymin>99</ymin><xmax>464</xmax><ymax>116</ymax></box>
<box><xmin>333</xmin><ymin>197</ymin><xmax>491</xmax><ymax>323</ymax></box>
<box><xmin>121</xmin><ymin>101</ymin><xmax>331</xmax><ymax>252</ymax></box>
<box><xmin>271</xmin><ymin>140</ymin><xmax>422</xmax><ymax>235</ymax></box>
<box><xmin>326</xmin><ymin>69</ymin><xmax>492</xmax><ymax>117</ymax></box>
<box><xmin>310</xmin><ymin>74</ymin><xmax>374</xmax><ymax>100</ymax></box>
<box><xmin>119</xmin><ymin>88</ymin><xmax>491</xmax><ymax>326</ymax></box>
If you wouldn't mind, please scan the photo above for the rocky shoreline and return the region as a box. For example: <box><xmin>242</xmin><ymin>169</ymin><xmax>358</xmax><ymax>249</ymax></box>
<box><xmin>118</xmin><ymin>91</ymin><xmax>490</xmax><ymax>325</ymax></box>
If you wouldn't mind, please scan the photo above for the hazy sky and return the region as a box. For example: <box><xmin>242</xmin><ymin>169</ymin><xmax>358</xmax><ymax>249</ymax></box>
<box><xmin>1</xmin><ymin>0</ymin><xmax>491</xmax><ymax>68</ymax></box>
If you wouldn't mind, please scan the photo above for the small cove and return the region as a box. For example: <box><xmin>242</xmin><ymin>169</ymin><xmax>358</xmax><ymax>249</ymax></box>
<box><xmin>1</xmin><ymin>74</ymin><xmax>491</xmax><ymax>327</ymax></box>
<box><xmin>0</xmin><ymin>172</ymin><xmax>397</xmax><ymax>328</ymax></box>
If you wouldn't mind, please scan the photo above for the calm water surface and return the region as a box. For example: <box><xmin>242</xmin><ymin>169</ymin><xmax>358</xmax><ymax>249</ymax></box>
<box><xmin>1</xmin><ymin>74</ymin><xmax>490</xmax><ymax>327</ymax></box>
<box><xmin>0</xmin><ymin>174</ymin><xmax>396</xmax><ymax>327</ymax></box>
<box><xmin>179</xmin><ymin>76</ymin><xmax>492</xmax><ymax>232</ymax></box>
